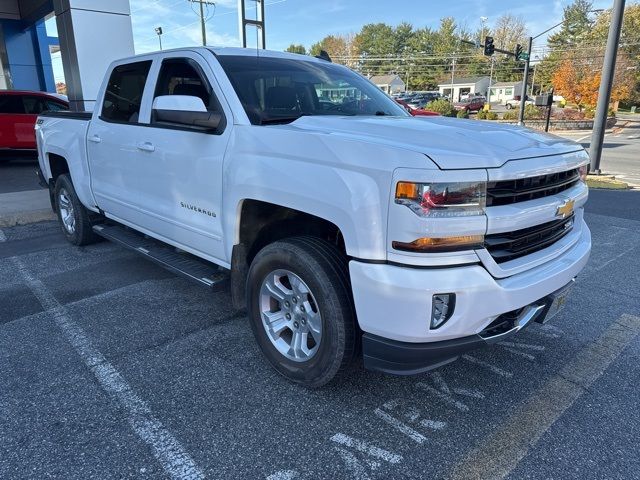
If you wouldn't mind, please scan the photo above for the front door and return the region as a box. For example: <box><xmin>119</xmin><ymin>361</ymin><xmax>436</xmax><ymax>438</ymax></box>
<box><xmin>117</xmin><ymin>52</ymin><xmax>231</xmax><ymax>263</ymax></box>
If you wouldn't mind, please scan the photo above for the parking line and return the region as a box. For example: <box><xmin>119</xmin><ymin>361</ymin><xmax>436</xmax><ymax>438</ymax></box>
<box><xmin>447</xmin><ymin>314</ymin><xmax>640</xmax><ymax>480</ymax></box>
<box><xmin>1</xmin><ymin>229</ymin><xmax>205</xmax><ymax>480</ymax></box>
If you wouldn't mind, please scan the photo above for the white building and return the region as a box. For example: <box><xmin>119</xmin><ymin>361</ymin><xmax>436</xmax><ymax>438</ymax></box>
<box><xmin>438</xmin><ymin>77</ymin><xmax>490</xmax><ymax>102</ymax></box>
<box><xmin>370</xmin><ymin>74</ymin><xmax>405</xmax><ymax>95</ymax></box>
<box><xmin>489</xmin><ymin>81</ymin><xmax>525</xmax><ymax>104</ymax></box>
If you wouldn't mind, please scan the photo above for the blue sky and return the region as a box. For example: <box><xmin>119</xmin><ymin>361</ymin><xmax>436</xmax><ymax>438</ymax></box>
<box><xmin>49</xmin><ymin>0</ymin><xmax>613</xmax><ymax>82</ymax></box>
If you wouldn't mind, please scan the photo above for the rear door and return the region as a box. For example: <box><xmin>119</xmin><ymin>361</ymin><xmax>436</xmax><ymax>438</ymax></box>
<box><xmin>0</xmin><ymin>94</ymin><xmax>28</xmax><ymax>149</ymax></box>
<box><xmin>87</xmin><ymin>59</ymin><xmax>155</xmax><ymax>220</ymax></box>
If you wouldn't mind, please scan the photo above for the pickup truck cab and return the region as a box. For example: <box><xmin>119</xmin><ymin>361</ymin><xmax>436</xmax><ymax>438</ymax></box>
<box><xmin>36</xmin><ymin>47</ymin><xmax>591</xmax><ymax>387</ymax></box>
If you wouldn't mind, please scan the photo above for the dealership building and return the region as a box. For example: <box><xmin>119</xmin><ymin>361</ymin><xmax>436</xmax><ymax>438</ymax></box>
<box><xmin>0</xmin><ymin>0</ymin><xmax>135</xmax><ymax>110</ymax></box>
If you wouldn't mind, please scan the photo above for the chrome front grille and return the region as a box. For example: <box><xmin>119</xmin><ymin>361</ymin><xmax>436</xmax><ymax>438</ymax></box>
<box><xmin>486</xmin><ymin>168</ymin><xmax>580</xmax><ymax>207</ymax></box>
<box><xmin>484</xmin><ymin>214</ymin><xmax>575</xmax><ymax>264</ymax></box>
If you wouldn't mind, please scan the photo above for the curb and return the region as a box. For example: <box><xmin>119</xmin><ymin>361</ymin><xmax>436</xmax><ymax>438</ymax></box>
<box><xmin>0</xmin><ymin>209</ymin><xmax>57</xmax><ymax>228</ymax></box>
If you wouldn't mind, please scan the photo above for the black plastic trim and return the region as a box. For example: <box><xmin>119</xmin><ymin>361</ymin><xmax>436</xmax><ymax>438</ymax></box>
<box><xmin>39</xmin><ymin>111</ymin><xmax>92</xmax><ymax>120</ymax></box>
<box><xmin>363</xmin><ymin>332</ymin><xmax>486</xmax><ymax>375</ymax></box>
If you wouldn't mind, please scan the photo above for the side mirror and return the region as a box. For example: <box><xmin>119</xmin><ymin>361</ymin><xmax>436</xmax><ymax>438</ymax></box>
<box><xmin>152</xmin><ymin>95</ymin><xmax>222</xmax><ymax>131</ymax></box>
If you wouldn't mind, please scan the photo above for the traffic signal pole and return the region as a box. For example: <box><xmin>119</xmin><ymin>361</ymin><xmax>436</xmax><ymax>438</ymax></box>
<box><xmin>590</xmin><ymin>0</ymin><xmax>625</xmax><ymax>174</ymax></box>
<box><xmin>517</xmin><ymin>36</ymin><xmax>533</xmax><ymax>125</ymax></box>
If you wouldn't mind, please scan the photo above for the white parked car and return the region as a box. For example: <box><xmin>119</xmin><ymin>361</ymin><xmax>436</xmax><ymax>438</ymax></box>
<box><xmin>505</xmin><ymin>96</ymin><xmax>534</xmax><ymax>109</ymax></box>
<box><xmin>36</xmin><ymin>47</ymin><xmax>591</xmax><ymax>387</ymax></box>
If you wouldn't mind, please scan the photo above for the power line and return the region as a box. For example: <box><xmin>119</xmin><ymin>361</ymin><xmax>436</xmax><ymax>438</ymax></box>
<box><xmin>188</xmin><ymin>0</ymin><xmax>216</xmax><ymax>46</ymax></box>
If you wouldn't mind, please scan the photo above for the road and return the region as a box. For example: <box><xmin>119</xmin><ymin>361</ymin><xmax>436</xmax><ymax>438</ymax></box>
<box><xmin>1</xmin><ymin>189</ymin><xmax>639</xmax><ymax>480</ymax></box>
<box><xmin>0</xmin><ymin>155</ymin><xmax>40</xmax><ymax>194</ymax></box>
<box><xmin>555</xmin><ymin>114</ymin><xmax>640</xmax><ymax>185</ymax></box>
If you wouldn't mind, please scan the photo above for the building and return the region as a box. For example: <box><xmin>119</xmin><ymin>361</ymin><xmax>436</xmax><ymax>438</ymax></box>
<box><xmin>370</xmin><ymin>74</ymin><xmax>405</xmax><ymax>95</ymax></box>
<box><xmin>438</xmin><ymin>77</ymin><xmax>490</xmax><ymax>102</ymax></box>
<box><xmin>489</xmin><ymin>81</ymin><xmax>525</xmax><ymax>104</ymax></box>
<box><xmin>0</xmin><ymin>0</ymin><xmax>135</xmax><ymax>110</ymax></box>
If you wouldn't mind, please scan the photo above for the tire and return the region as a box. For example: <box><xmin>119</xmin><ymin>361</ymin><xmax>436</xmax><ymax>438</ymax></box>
<box><xmin>54</xmin><ymin>174</ymin><xmax>100</xmax><ymax>246</ymax></box>
<box><xmin>247</xmin><ymin>236</ymin><xmax>357</xmax><ymax>387</ymax></box>
<box><xmin>506</xmin><ymin>103</ymin><xmax>513</xmax><ymax>110</ymax></box>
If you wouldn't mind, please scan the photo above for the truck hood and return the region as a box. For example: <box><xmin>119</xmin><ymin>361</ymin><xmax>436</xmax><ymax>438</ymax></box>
<box><xmin>282</xmin><ymin>115</ymin><xmax>583</xmax><ymax>169</ymax></box>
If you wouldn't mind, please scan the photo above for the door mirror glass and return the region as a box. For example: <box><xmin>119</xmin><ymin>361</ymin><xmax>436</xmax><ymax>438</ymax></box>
<box><xmin>152</xmin><ymin>95</ymin><xmax>221</xmax><ymax>131</ymax></box>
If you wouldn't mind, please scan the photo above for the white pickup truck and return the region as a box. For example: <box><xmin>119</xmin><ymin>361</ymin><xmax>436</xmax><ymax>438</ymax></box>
<box><xmin>36</xmin><ymin>47</ymin><xmax>591</xmax><ymax>387</ymax></box>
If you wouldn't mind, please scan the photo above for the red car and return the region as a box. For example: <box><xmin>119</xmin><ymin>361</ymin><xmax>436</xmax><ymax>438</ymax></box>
<box><xmin>395</xmin><ymin>99</ymin><xmax>440</xmax><ymax>116</ymax></box>
<box><xmin>0</xmin><ymin>90</ymin><xmax>68</xmax><ymax>153</ymax></box>
<box><xmin>453</xmin><ymin>96</ymin><xmax>485</xmax><ymax>112</ymax></box>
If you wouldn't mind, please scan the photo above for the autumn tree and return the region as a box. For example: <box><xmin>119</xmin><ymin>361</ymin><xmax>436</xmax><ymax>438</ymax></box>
<box><xmin>285</xmin><ymin>44</ymin><xmax>306</xmax><ymax>55</ymax></box>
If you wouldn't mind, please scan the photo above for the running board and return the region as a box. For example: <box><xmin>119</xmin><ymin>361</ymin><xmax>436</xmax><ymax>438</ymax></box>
<box><xmin>93</xmin><ymin>223</ymin><xmax>229</xmax><ymax>291</ymax></box>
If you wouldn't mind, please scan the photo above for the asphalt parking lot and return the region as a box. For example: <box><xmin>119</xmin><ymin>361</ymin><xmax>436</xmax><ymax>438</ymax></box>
<box><xmin>1</xmin><ymin>189</ymin><xmax>639</xmax><ymax>480</ymax></box>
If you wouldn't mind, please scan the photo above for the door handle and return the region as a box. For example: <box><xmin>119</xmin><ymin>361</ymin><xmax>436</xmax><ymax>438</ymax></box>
<box><xmin>137</xmin><ymin>142</ymin><xmax>155</xmax><ymax>152</ymax></box>
<box><xmin>88</xmin><ymin>135</ymin><xmax>101</xmax><ymax>143</ymax></box>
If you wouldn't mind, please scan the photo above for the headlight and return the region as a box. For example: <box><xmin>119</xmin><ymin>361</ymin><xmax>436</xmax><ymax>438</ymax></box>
<box><xmin>395</xmin><ymin>181</ymin><xmax>486</xmax><ymax>217</ymax></box>
<box><xmin>578</xmin><ymin>164</ymin><xmax>588</xmax><ymax>182</ymax></box>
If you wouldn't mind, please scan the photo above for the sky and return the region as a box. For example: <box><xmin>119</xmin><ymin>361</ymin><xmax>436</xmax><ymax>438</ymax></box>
<box><xmin>48</xmin><ymin>0</ymin><xmax>614</xmax><ymax>83</ymax></box>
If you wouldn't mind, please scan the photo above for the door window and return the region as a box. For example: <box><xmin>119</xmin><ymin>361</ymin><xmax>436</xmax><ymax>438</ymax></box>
<box><xmin>153</xmin><ymin>58</ymin><xmax>221</xmax><ymax>112</ymax></box>
<box><xmin>0</xmin><ymin>95</ymin><xmax>25</xmax><ymax>114</ymax></box>
<box><xmin>101</xmin><ymin>60</ymin><xmax>152</xmax><ymax>123</ymax></box>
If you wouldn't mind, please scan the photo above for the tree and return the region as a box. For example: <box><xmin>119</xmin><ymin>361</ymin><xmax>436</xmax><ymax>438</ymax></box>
<box><xmin>547</xmin><ymin>0</ymin><xmax>595</xmax><ymax>49</ymax></box>
<box><xmin>285</xmin><ymin>44</ymin><xmax>306</xmax><ymax>55</ymax></box>
<box><xmin>309</xmin><ymin>34</ymin><xmax>359</xmax><ymax>67</ymax></box>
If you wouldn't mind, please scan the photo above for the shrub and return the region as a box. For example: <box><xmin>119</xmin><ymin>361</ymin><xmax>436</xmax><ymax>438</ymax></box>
<box><xmin>524</xmin><ymin>104</ymin><xmax>543</xmax><ymax>120</ymax></box>
<box><xmin>457</xmin><ymin>109</ymin><xmax>469</xmax><ymax>119</ymax></box>
<box><xmin>477</xmin><ymin>110</ymin><xmax>487</xmax><ymax>120</ymax></box>
<box><xmin>553</xmin><ymin>108</ymin><xmax>585</xmax><ymax>120</ymax></box>
<box><xmin>425</xmin><ymin>99</ymin><xmax>456</xmax><ymax>117</ymax></box>
<box><xmin>502</xmin><ymin>110</ymin><xmax>518</xmax><ymax>120</ymax></box>
<box><xmin>584</xmin><ymin>109</ymin><xmax>595</xmax><ymax>119</ymax></box>
<box><xmin>485</xmin><ymin>111</ymin><xmax>498</xmax><ymax>120</ymax></box>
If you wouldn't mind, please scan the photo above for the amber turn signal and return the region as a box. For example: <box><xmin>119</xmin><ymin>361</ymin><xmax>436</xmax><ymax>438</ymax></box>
<box><xmin>392</xmin><ymin>235</ymin><xmax>484</xmax><ymax>253</ymax></box>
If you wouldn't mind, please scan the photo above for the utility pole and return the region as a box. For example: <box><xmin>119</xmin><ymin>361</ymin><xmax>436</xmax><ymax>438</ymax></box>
<box><xmin>590</xmin><ymin>0</ymin><xmax>625</xmax><ymax>174</ymax></box>
<box><xmin>450</xmin><ymin>54</ymin><xmax>456</xmax><ymax>101</ymax></box>
<box><xmin>488</xmin><ymin>56</ymin><xmax>495</xmax><ymax>100</ymax></box>
<box><xmin>517</xmin><ymin>35</ymin><xmax>533</xmax><ymax>125</ymax></box>
<box><xmin>188</xmin><ymin>0</ymin><xmax>215</xmax><ymax>46</ymax></box>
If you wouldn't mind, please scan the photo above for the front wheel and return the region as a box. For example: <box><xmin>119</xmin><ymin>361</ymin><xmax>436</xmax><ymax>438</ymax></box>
<box><xmin>506</xmin><ymin>103</ymin><xmax>513</xmax><ymax>110</ymax></box>
<box><xmin>246</xmin><ymin>237</ymin><xmax>357</xmax><ymax>387</ymax></box>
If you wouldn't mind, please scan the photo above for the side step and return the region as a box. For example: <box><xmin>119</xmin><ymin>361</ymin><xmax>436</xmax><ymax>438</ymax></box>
<box><xmin>93</xmin><ymin>223</ymin><xmax>229</xmax><ymax>291</ymax></box>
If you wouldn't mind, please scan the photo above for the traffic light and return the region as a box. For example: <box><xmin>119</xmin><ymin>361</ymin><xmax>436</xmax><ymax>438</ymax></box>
<box><xmin>514</xmin><ymin>44</ymin><xmax>522</xmax><ymax>60</ymax></box>
<box><xmin>484</xmin><ymin>36</ymin><xmax>494</xmax><ymax>56</ymax></box>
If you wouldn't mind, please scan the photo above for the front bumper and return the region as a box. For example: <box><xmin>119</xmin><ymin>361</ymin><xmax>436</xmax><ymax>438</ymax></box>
<box><xmin>362</xmin><ymin>290</ymin><xmax>558</xmax><ymax>374</ymax></box>
<box><xmin>349</xmin><ymin>220</ymin><xmax>591</xmax><ymax>371</ymax></box>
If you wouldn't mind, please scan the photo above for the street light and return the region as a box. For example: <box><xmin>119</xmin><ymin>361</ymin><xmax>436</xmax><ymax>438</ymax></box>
<box><xmin>517</xmin><ymin>9</ymin><xmax>604</xmax><ymax>125</ymax></box>
<box><xmin>155</xmin><ymin>26</ymin><xmax>163</xmax><ymax>51</ymax></box>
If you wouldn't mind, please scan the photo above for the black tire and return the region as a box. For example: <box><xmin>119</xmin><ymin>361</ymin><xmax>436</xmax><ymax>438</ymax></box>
<box><xmin>54</xmin><ymin>174</ymin><xmax>100</xmax><ymax>246</ymax></box>
<box><xmin>247</xmin><ymin>236</ymin><xmax>357</xmax><ymax>388</ymax></box>
<box><xmin>506</xmin><ymin>103</ymin><xmax>513</xmax><ymax>110</ymax></box>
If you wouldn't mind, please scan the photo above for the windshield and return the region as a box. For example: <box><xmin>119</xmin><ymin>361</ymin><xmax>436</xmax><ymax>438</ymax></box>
<box><xmin>216</xmin><ymin>55</ymin><xmax>408</xmax><ymax>125</ymax></box>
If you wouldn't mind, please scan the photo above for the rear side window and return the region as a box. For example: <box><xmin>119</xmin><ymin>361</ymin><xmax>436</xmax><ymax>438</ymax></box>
<box><xmin>23</xmin><ymin>96</ymin><xmax>47</xmax><ymax>114</ymax></box>
<box><xmin>0</xmin><ymin>95</ymin><xmax>25</xmax><ymax>114</ymax></box>
<box><xmin>101</xmin><ymin>60</ymin><xmax>152</xmax><ymax>123</ymax></box>
<box><xmin>44</xmin><ymin>100</ymin><xmax>68</xmax><ymax>112</ymax></box>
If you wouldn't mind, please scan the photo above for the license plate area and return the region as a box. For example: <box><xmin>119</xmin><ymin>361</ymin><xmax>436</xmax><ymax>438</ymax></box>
<box><xmin>537</xmin><ymin>280</ymin><xmax>575</xmax><ymax>324</ymax></box>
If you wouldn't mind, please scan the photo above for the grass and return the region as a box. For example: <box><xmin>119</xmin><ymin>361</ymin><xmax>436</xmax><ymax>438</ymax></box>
<box><xmin>586</xmin><ymin>175</ymin><xmax>630</xmax><ymax>190</ymax></box>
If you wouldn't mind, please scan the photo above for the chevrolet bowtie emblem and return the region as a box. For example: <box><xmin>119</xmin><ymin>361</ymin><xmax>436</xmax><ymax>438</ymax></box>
<box><xmin>556</xmin><ymin>199</ymin><xmax>575</xmax><ymax>218</ymax></box>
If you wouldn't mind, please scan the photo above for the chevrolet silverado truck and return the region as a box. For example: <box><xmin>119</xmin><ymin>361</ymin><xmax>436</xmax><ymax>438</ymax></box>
<box><xmin>36</xmin><ymin>47</ymin><xmax>591</xmax><ymax>387</ymax></box>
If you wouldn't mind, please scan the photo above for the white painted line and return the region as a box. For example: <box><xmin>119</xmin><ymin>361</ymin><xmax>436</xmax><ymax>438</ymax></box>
<box><xmin>462</xmin><ymin>354</ymin><xmax>513</xmax><ymax>378</ymax></box>
<box><xmin>334</xmin><ymin>447</ymin><xmax>373</xmax><ymax>480</ymax></box>
<box><xmin>523</xmin><ymin>328</ymin><xmax>560</xmax><ymax>339</ymax></box>
<box><xmin>2</xmin><ymin>228</ymin><xmax>204</xmax><ymax>480</ymax></box>
<box><xmin>499</xmin><ymin>341</ymin><xmax>545</xmax><ymax>351</ymax></box>
<box><xmin>416</xmin><ymin>373</ymin><xmax>484</xmax><ymax>412</ymax></box>
<box><xmin>593</xmin><ymin>245</ymin><xmax>637</xmax><ymax>272</ymax></box>
<box><xmin>540</xmin><ymin>324</ymin><xmax>565</xmax><ymax>335</ymax></box>
<box><xmin>374</xmin><ymin>408</ymin><xmax>427</xmax><ymax>444</ymax></box>
<box><xmin>447</xmin><ymin>314</ymin><xmax>640</xmax><ymax>480</ymax></box>
<box><xmin>330</xmin><ymin>433</ymin><xmax>402</xmax><ymax>464</ymax></box>
<box><xmin>420</xmin><ymin>419</ymin><xmax>446</xmax><ymax>431</ymax></box>
<box><xmin>501</xmin><ymin>346</ymin><xmax>536</xmax><ymax>361</ymax></box>
<box><xmin>575</xmin><ymin>134</ymin><xmax>592</xmax><ymax>142</ymax></box>
<box><xmin>267</xmin><ymin>470</ymin><xmax>299</xmax><ymax>480</ymax></box>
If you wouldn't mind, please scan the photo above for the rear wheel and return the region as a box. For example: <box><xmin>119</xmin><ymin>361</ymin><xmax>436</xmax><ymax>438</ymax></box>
<box><xmin>55</xmin><ymin>174</ymin><xmax>100</xmax><ymax>246</ymax></box>
<box><xmin>247</xmin><ymin>237</ymin><xmax>357</xmax><ymax>387</ymax></box>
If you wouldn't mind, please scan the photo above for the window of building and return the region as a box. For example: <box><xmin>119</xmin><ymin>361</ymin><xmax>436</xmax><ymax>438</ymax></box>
<box><xmin>505</xmin><ymin>88</ymin><xmax>513</xmax><ymax>96</ymax></box>
<box><xmin>101</xmin><ymin>60</ymin><xmax>152</xmax><ymax>123</ymax></box>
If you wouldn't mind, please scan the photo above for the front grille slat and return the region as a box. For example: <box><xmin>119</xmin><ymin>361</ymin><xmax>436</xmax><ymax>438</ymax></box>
<box><xmin>487</xmin><ymin>168</ymin><xmax>580</xmax><ymax>206</ymax></box>
<box><xmin>485</xmin><ymin>215</ymin><xmax>575</xmax><ymax>264</ymax></box>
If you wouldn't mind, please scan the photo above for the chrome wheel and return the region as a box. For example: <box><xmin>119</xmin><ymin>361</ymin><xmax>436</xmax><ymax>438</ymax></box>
<box><xmin>58</xmin><ymin>188</ymin><xmax>76</xmax><ymax>234</ymax></box>
<box><xmin>259</xmin><ymin>269</ymin><xmax>322</xmax><ymax>362</ymax></box>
